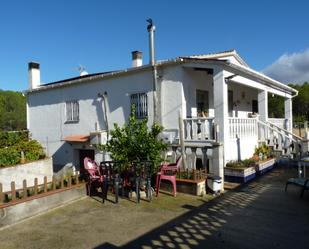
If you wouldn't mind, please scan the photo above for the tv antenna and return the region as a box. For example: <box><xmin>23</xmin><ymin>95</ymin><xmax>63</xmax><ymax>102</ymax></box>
<box><xmin>77</xmin><ymin>64</ymin><xmax>88</xmax><ymax>76</ymax></box>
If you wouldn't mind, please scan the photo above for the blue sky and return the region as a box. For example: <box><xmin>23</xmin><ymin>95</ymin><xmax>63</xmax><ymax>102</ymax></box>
<box><xmin>0</xmin><ymin>0</ymin><xmax>308</xmax><ymax>91</ymax></box>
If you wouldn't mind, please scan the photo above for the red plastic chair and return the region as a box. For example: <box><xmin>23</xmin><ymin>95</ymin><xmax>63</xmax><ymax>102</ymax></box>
<box><xmin>84</xmin><ymin>157</ymin><xmax>105</xmax><ymax>200</ymax></box>
<box><xmin>156</xmin><ymin>156</ymin><xmax>182</xmax><ymax>197</ymax></box>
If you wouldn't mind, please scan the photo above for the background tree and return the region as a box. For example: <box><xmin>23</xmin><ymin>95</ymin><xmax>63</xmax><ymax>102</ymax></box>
<box><xmin>289</xmin><ymin>82</ymin><xmax>309</xmax><ymax>122</ymax></box>
<box><xmin>0</xmin><ymin>90</ymin><xmax>26</xmax><ymax>131</ymax></box>
<box><xmin>268</xmin><ymin>93</ymin><xmax>284</xmax><ymax>118</ymax></box>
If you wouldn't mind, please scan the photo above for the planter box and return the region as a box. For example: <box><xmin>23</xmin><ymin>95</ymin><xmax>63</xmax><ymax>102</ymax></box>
<box><xmin>0</xmin><ymin>158</ymin><xmax>53</xmax><ymax>192</ymax></box>
<box><xmin>160</xmin><ymin>178</ymin><xmax>206</xmax><ymax>196</ymax></box>
<box><xmin>256</xmin><ymin>158</ymin><xmax>276</xmax><ymax>175</ymax></box>
<box><xmin>224</xmin><ymin>166</ymin><xmax>256</xmax><ymax>183</ymax></box>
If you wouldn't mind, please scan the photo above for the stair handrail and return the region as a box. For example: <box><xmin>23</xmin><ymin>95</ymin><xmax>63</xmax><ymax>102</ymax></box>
<box><xmin>257</xmin><ymin>119</ymin><xmax>303</xmax><ymax>143</ymax></box>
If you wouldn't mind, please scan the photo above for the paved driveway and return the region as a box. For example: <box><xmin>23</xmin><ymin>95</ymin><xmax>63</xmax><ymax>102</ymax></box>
<box><xmin>0</xmin><ymin>166</ymin><xmax>308</xmax><ymax>249</ymax></box>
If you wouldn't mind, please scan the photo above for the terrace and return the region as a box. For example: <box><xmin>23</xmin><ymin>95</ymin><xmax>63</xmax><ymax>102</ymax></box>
<box><xmin>0</xmin><ymin>164</ymin><xmax>308</xmax><ymax>249</ymax></box>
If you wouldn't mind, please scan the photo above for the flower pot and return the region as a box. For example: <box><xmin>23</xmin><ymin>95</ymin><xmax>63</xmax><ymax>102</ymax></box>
<box><xmin>224</xmin><ymin>166</ymin><xmax>256</xmax><ymax>183</ymax></box>
<box><xmin>256</xmin><ymin>158</ymin><xmax>276</xmax><ymax>175</ymax></box>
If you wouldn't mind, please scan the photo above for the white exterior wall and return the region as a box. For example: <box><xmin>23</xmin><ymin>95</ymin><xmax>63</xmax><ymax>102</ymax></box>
<box><xmin>182</xmin><ymin>68</ymin><xmax>214</xmax><ymax>117</ymax></box>
<box><xmin>27</xmin><ymin>70</ymin><xmax>153</xmax><ymax>167</ymax></box>
<box><xmin>160</xmin><ymin>65</ymin><xmax>186</xmax><ymax>130</ymax></box>
<box><xmin>228</xmin><ymin>83</ymin><xmax>258</xmax><ymax>118</ymax></box>
<box><xmin>227</xmin><ymin>138</ymin><xmax>258</xmax><ymax>161</ymax></box>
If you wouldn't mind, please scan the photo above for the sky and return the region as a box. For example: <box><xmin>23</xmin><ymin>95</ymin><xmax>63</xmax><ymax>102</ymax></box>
<box><xmin>0</xmin><ymin>0</ymin><xmax>308</xmax><ymax>92</ymax></box>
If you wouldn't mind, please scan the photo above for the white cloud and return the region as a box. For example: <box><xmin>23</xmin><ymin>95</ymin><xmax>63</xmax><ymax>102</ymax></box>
<box><xmin>263</xmin><ymin>48</ymin><xmax>309</xmax><ymax>84</ymax></box>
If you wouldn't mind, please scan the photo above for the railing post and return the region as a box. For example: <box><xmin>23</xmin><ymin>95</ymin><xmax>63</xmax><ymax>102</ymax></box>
<box><xmin>52</xmin><ymin>176</ymin><xmax>56</xmax><ymax>191</ymax></box>
<box><xmin>68</xmin><ymin>175</ymin><xmax>72</xmax><ymax>188</ymax></box>
<box><xmin>11</xmin><ymin>181</ymin><xmax>16</xmax><ymax>202</ymax></box>
<box><xmin>34</xmin><ymin>178</ymin><xmax>38</xmax><ymax>195</ymax></box>
<box><xmin>75</xmin><ymin>173</ymin><xmax>79</xmax><ymax>185</ymax></box>
<box><xmin>61</xmin><ymin>176</ymin><xmax>64</xmax><ymax>189</ymax></box>
<box><xmin>44</xmin><ymin>176</ymin><xmax>48</xmax><ymax>193</ymax></box>
<box><xmin>0</xmin><ymin>183</ymin><xmax>3</xmax><ymax>204</ymax></box>
<box><xmin>23</xmin><ymin>179</ymin><xmax>28</xmax><ymax>199</ymax></box>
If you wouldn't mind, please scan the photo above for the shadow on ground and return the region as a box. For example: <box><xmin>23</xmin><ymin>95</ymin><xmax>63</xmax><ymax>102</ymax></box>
<box><xmin>94</xmin><ymin>166</ymin><xmax>309</xmax><ymax>249</ymax></box>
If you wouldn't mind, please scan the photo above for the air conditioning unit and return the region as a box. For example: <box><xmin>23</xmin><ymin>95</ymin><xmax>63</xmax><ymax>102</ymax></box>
<box><xmin>89</xmin><ymin>130</ymin><xmax>108</xmax><ymax>145</ymax></box>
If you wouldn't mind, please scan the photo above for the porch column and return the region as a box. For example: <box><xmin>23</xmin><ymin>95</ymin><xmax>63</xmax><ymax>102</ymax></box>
<box><xmin>284</xmin><ymin>97</ymin><xmax>293</xmax><ymax>133</ymax></box>
<box><xmin>258</xmin><ymin>90</ymin><xmax>268</xmax><ymax>122</ymax></box>
<box><xmin>213</xmin><ymin>69</ymin><xmax>228</xmax><ymax>166</ymax></box>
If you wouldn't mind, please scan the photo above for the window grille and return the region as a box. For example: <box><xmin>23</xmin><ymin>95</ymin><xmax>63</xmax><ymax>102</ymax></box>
<box><xmin>130</xmin><ymin>93</ymin><xmax>148</xmax><ymax>118</ymax></box>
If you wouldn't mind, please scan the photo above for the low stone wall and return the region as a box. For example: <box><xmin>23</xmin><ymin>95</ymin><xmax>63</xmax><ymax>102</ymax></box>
<box><xmin>0</xmin><ymin>185</ymin><xmax>85</xmax><ymax>228</ymax></box>
<box><xmin>0</xmin><ymin>158</ymin><xmax>53</xmax><ymax>192</ymax></box>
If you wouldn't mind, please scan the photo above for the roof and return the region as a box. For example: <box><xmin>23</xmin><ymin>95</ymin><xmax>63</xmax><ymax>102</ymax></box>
<box><xmin>63</xmin><ymin>134</ymin><xmax>90</xmax><ymax>143</ymax></box>
<box><xmin>25</xmin><ymin>50</ymin><xmax>297</xmax><ymax>95</ymax></box>
<box><xmin>183</xmin><ymin>49</ymin><xmax>249</xmax><ymax>67</ymax></box>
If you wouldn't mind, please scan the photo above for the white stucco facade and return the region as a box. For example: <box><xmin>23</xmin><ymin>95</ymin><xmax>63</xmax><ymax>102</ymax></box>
<box><xmin>26</xmin><ymin>50</ymin><xmax>297</xmax><ymax>171</ymax></box>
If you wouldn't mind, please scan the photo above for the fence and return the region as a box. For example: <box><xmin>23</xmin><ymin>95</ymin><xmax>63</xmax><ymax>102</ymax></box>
<box><xmin>176</xmin><ymin>168</ymin><xmax>207</xmax><ymax>181</ymax></box>
<box><xmin>0</xmin><ymin>173</ymin><xmax>82</xmax><ymax>207</ymax></box>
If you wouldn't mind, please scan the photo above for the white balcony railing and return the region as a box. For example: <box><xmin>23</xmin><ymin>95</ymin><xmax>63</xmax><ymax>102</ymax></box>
<box><xmin>228</xmin><ymin>118</ymin><xmax>258</xmax><ymax>139</ymax></box>
<box><xmin>183</xmin><ymin>117</ymin><xmax>215</xmax><ymax>141</ymax></box>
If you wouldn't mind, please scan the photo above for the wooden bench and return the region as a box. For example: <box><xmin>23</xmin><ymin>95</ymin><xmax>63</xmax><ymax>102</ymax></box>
<box><xmin>285</xmin><ymin>178</ymin><xmax>309</xmax><ymax>198</ymax></box>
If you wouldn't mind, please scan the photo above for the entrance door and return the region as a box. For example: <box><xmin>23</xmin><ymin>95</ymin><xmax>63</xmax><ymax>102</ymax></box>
<box><xmin>228</xmin><ymin>90</ymin><xmax>234</xmax><ymax>117</ymax></box>
<box><xmin>196</xmin><ymin>90</ymin><xmax>209</xmax><ymax>116</ymax></box>
<box><xmin>79</xmin><ymin>149</ymin><xmax>95</xmax><ymax>179</ymax></box>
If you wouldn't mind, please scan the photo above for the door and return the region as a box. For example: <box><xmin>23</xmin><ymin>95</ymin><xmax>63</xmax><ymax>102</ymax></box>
<box><xmin>228</xmin><ymin>90</ymin><xmax>234</xmax><ymax>117</ymax></box>
<box><xmin>196</xmin><ymin>90</ymin><xmax>209</xmax><ymax>117</ymax></box>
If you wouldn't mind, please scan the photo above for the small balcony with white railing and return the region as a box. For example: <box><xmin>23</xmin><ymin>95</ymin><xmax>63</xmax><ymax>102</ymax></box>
<box><xmin>183</xmin><ymin>117</ymin><xmax>216</xmax><ymax>143</ymax></box>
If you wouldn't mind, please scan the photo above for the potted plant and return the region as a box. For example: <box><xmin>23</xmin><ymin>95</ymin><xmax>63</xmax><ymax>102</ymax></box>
<box><xmin>253</xmin><ymin>144</ymin><xmax>276</xmax><ymax>174</ymax></box>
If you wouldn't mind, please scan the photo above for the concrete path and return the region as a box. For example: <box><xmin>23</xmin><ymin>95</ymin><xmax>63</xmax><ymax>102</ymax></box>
<box><xmin>0</xmin><ymin>166</ymin><xmax>308</xmax><ymax>249</ymax></box>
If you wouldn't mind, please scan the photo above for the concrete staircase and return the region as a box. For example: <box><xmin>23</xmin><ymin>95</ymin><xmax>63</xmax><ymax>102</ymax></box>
<box><xmin>258</xmin><ymin>120</ymin><xmax>306</xmax><ymax>160</ymax></box>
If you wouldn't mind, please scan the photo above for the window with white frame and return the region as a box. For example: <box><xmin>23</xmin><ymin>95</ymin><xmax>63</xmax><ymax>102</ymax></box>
<box><xmin>130</xmin><ymin>92</ymin><xmax>148</xmax><ymax>118</ymax></box>
<box><xmin>65</xmin><ymin>100</ymin><xmax>79</xmax><ymax>122</ymax></box>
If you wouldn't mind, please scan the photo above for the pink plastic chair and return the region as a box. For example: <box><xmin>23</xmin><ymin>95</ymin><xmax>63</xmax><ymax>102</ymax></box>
<box><xmin>84</xmin><ymin>157</ymin><xmax>105</xmax><ymax>199</ymax></box>
<box><xmin>156</xmin><ymin>156</ymin><xmax>182</xmax><ymax>197</ymax></box>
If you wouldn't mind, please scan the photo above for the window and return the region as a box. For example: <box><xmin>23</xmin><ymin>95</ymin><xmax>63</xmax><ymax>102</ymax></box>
<box><xmin>130</xmin><ymin>93</ymin><xmax>148</xmax><ymax>118</ymax></box>
<box><xmin>65</xmin><ymin>100</ymin><xmax>79</xmax><ymax>122</ymax></box>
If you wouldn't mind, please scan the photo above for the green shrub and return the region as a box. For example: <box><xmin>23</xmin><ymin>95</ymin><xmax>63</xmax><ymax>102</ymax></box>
<box><xmin>99</xmin><ymin>105</ymin><xmax>167</xmax><ymax>174</ymax></box>
<box><xmin>0</xmin><ymin>131</ymin><xmax>45</xmax><ymax>167</ymax></box>
<box><xmin>0</xmin><ymin>131</ymin><xmax>28</xmax><ymax>148</ymax></box>
<box><xmin>226</xmin><ymin>161</ymin><xmax>245</xmax><ymax>168</ymax></box>
<box><xmin>0</xmin><ymin>147</ymin><xmax>20</xmax><ymax>166</ymax></box>
<box><xmin>15</xmin><ymin>140</ymin><xmax>45</xmax><ymax>161</ymax></box>
<box><xmin>226</xmin><ymin>158</ymin><xmax>258</xmax><ymax>169</ymax></box>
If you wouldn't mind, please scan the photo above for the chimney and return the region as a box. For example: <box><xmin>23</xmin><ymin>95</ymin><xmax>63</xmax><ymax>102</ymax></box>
<box><xmin>28</xmin><ymin>62</ymin><xmax>40</xmax><ymax>90</ymax></box>
<box><xmin>147</xmin><ymin>19</ymin><xmax>155</xmax><ymax>65</ymax></box>
<box><xmin>132</xmin><ymin>51</ymin><xmax>142</xmax><ymax>67</ymax></box>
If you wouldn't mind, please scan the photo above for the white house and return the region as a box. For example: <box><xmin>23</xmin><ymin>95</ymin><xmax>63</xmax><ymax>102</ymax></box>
<box><xmin>26</xmin><ymin>48</ymin><xmax>300</xmax><ymax>178</ymax></box>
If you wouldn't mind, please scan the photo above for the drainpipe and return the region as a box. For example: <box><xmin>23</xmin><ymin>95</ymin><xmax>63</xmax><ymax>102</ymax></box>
<box><xmin>147</xmin><ymin>19</ymin><xmax>159</xmax><ymax>124</ymax></box>
<box><xmin>98</xmin><ymin>91</ymin><xmax>109</xmax><ymax>140</ymax></box>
